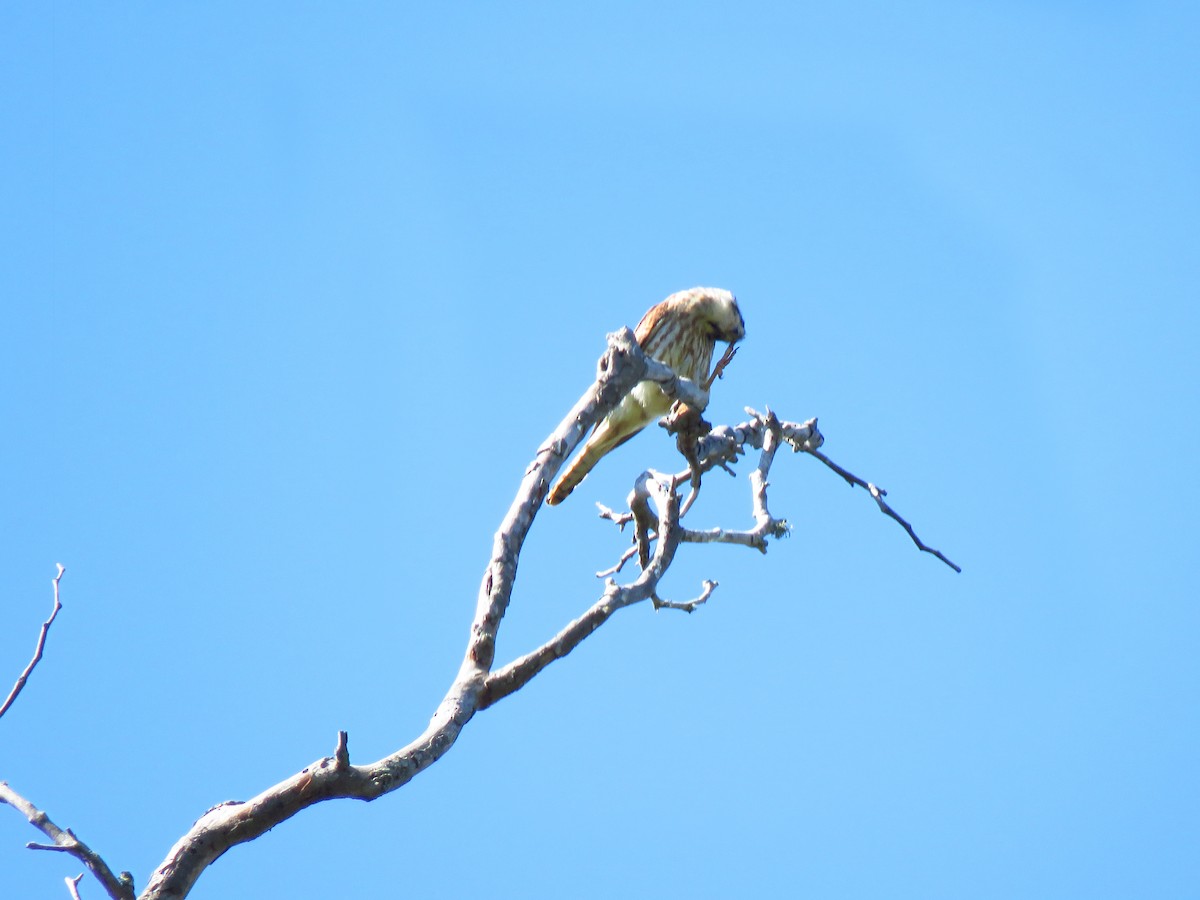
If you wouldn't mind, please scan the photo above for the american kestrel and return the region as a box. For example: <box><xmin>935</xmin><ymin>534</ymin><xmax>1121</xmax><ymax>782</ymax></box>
<box><xmin>546</xmin><ymin>287</ymin><xmax>744</xmax><ymax>505</ymax></box>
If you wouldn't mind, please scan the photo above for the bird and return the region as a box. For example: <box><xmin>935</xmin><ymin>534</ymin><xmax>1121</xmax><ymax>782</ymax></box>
<box><xmin>546</xmin><ymin>287</ymin><xmax>745</xmax><ymax>506</ymax></box>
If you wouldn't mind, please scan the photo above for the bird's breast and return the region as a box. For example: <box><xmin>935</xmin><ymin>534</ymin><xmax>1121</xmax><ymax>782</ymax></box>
<box><xmin>629</xmin><ymin>380</ymin><xmax>675</xmax><ymax>419</ymax></box>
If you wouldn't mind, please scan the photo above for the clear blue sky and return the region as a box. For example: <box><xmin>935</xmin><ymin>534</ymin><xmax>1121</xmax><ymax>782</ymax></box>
<box><xmin>3</xmin><ymin>3</ymin><xmax>1197</xmax><ymax>898</ymax></box>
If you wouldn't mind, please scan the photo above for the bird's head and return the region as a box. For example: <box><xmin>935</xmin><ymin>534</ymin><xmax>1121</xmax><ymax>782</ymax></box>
<box><xmin>687</xmin><ymin>287</ymin><xmax>745</xmax><ymax>344</ymax></box>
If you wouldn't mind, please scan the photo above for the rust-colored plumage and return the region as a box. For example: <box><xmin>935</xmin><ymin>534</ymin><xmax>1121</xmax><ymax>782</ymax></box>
<box><xmin>546</xmin><ymin>287</ymin><xmax>745</xmax><ymax>506</ymax></box>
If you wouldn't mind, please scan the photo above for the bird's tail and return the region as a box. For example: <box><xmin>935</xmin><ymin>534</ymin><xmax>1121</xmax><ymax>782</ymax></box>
<box><xmin>546</xmin><ymin>421</ymin><xmax>628</xmax><ymax>506</ymax></box>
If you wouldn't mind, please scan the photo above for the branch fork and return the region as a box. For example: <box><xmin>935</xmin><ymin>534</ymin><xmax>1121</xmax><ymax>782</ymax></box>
<box><xmin>2</xmin><ymin>328</ymin><xmax>956</xmax><ymax>899</ymax></box>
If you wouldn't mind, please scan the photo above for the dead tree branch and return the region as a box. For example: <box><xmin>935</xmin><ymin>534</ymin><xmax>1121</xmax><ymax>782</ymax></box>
<box><xmin>0</xmin><ymin>782</ymin><xmax>134</xmax><ymax>900</ymax></box>
<box><xmin>674</xmin><ymin>408</ymin><xmax>792</xmax><ymax>552</ymax></box>
<box><xmin>612</xmin><ymin>404</ymin><xmax>957</xmax><ymax>572</ymax></box>
<box><xmin>135</xmin><ymin>326</ymin><xmax>720</xmax><ymax>899</ymax></box>
<box><xmin>0</xmin><ymin>564</ymin><xmax>66</xmax><ymax>722</ymax></box>
<box><xmin>805</xmin><ymin>446</ymin><xmax>961</xmax><ymax>572</ymax></box>
<box><xmin>2</xmin><ymin>326</ymin><xmax>956</xmax><ymax>898</ymax></box>
<box><xmin>480</xmin><ymin>471</ymin><xmax>690</xmax><ymax>708</ymax></box>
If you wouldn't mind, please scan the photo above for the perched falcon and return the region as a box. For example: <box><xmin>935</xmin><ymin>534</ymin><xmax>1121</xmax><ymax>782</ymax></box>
<box><xmin>546</xmin><ymin>287</ymin><xmax>745</xmax><ymax>506</ymax></box>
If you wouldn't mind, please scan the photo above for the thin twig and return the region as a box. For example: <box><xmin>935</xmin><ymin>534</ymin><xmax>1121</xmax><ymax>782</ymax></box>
<box><xmin>595</xmin><ymin>545</ymin><xmax>638</xmax><ymax>578</ymax></box>
<box><xmin>652</xmin><ymin>579</ymin><xmax>719</xmax><ymax>613</ymax></box>
<box><xmin>596</xmin><ymin>503</ymin><xmax>634</xmax><ymax>529</ymax></box>
<box><xmin>805</xmin><ymin>447</ymin><xmax>960</xmax><ymax>573</ymax></box>
<box><xmin>0</xmin><ymin>564</ymin><xmax>66</xmax><ymax>721</ymax></box>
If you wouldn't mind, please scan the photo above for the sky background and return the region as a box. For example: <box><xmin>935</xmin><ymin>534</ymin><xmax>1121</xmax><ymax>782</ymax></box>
<box><xmin>3</xmin><ymin>3</ymin><xmax>1198</xmax><ymax>898</ymax></box>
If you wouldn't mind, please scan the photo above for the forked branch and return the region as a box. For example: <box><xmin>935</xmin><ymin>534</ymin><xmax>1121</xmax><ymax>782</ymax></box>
<box><xmin>0</xmin><ymin>781</ymin><xmax>134</xmax><ymax>900</ymax></box>
<box><xmin>2</xmin><ymin>327</ymin><xmax>955</xmax><ymax>900</ymax></box>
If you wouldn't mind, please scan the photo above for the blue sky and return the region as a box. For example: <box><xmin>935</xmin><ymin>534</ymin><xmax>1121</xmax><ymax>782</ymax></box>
<box><xmin>3</xmin><ymin>3</ymin><xmax>1197</xmax><ymax>898</ymax></box>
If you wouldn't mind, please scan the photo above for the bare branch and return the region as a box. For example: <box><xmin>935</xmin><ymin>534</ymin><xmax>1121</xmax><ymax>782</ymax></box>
<box><xmin>652</xmin><ymin>579</ymin><xmax>719</xmax><ymax>613</ymax></box>
<box><xmin>480</xmin><ymin>472</ymin><xmax>689</xmax><ymax>708</ymax></box>
<box><xmin>0</xmin><ymin>782</ymin><xmax>133</xmax><ymax>900</ymax></box>
<box><xmin>1</xmin><ymin>564</ymin><xmax>66</xmax><ymax>722</ymax></box>
<box><xmin>2</xmin><ymin>322</ymin><xmax>956</xmax><ymax>899</ymax></box>
<box><xmin>805</xmin><ymin>447</ymin><xmax>961</xmax><ymax>573</ymax></box>
<box><xmin>749</xmin><ymin>410</ymin><xmax>784</xmax><ymax>532</ymax></box>
<box><xmin>66</xmin><ymin>874</ymin><xmax>85</xmax><ymax>900</ymax></box>
<box><xmin>596</xmin><ymin>502</ymin><xmax>634</xmax><ymax>529</ymax></box>
<box><xmin>661</xmin><ymin>408</ymin><xmax>954</xmax><ymax>572</ymax></box>
<box><xmin>480</xmin><ymin>407</ymin><xmax>818</xmax><ymax>702</ymax></box>
<box><xmin>680</xmin><ymin>413</ymin><xmax>822</xmax><ymax>486</ymax></box>
<box><xmin>595</xmin><ymin>545</ymin><xmax>638</xmax><ymax>578</ymax></box>
<box><xmin>136</xmin><ymin>326</ymin><xmax>662</xmax><ymax>899</ymax></box>
<box><xmin>591</xmin><ymin>412</ymin><xmax>811</xmax><ymax>582</ymax></box>
<box><xmin>678</xmin><ymin>412</ymin><xmax>791</xmax><ymax>553</ymax></box>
